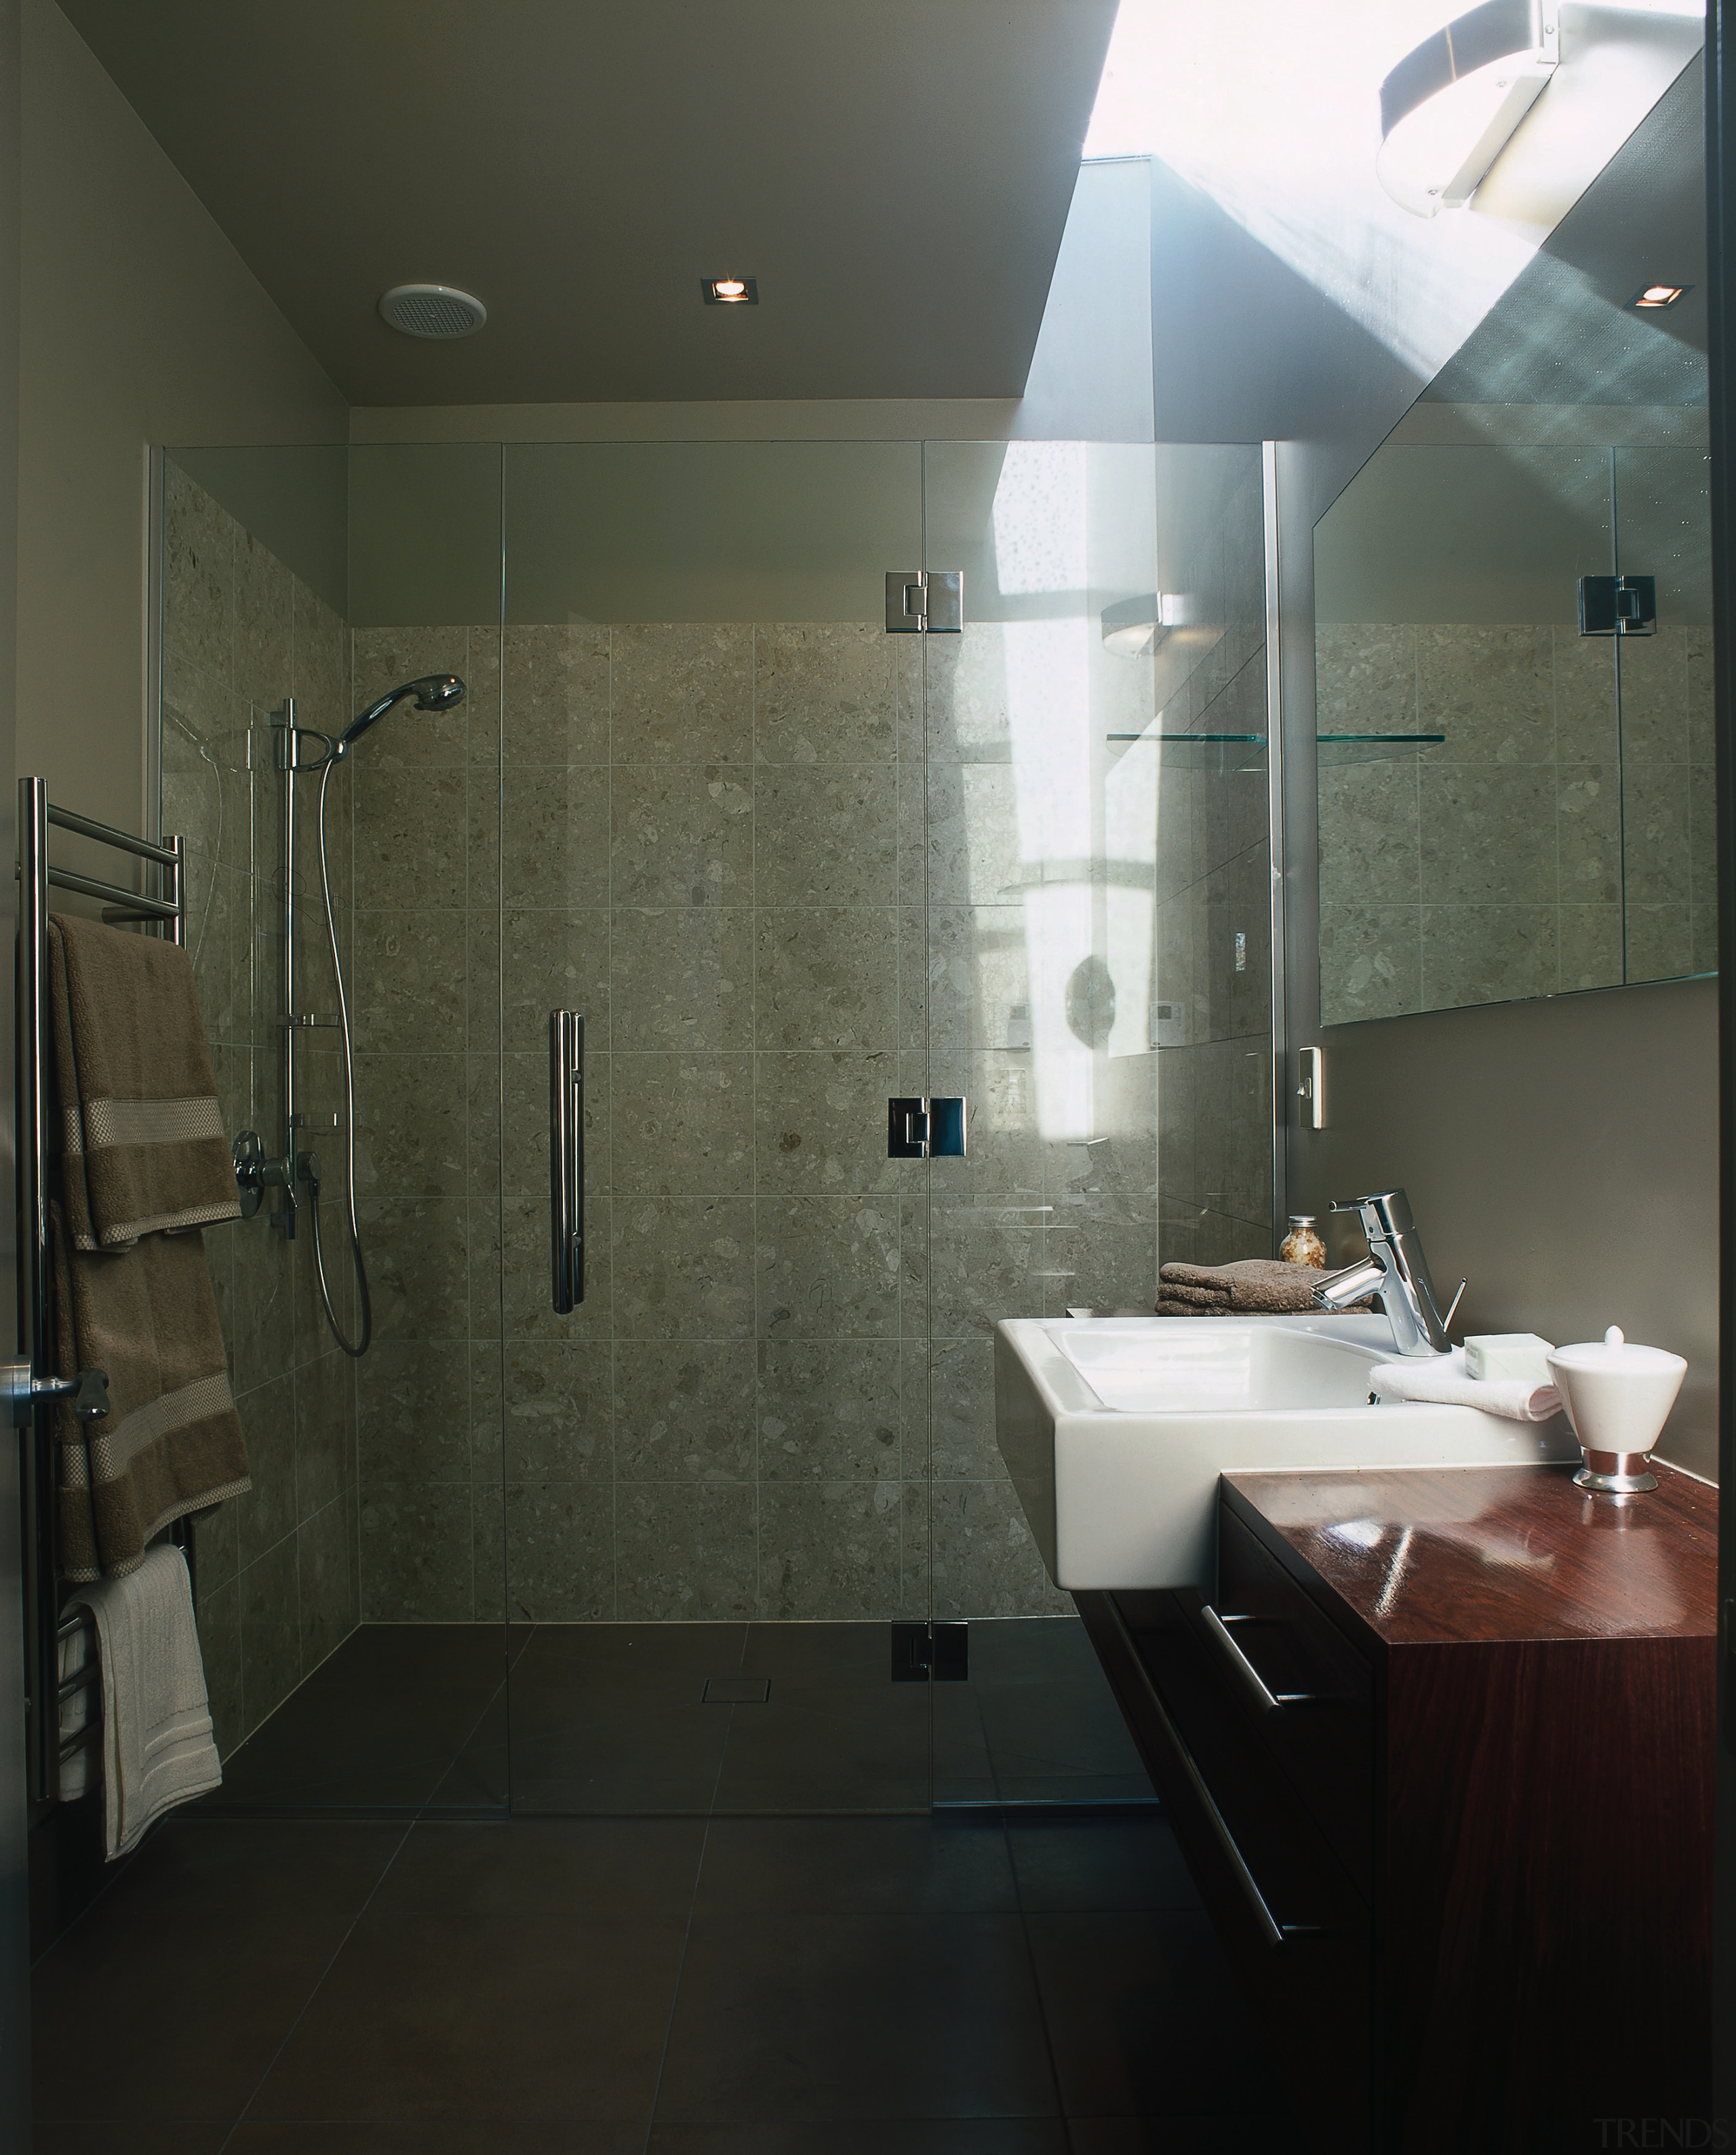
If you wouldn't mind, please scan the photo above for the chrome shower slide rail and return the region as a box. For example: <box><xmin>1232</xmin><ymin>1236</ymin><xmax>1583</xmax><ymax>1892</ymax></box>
<box><xmin>16</xmin><ymin>776</ymin><xmax>186</xmax><ymax>1806</ymax></box>
<box><xmin>549</xmin><ymin>1009</ymin><xmax>584</xmax><ymax>1313</ymax></box>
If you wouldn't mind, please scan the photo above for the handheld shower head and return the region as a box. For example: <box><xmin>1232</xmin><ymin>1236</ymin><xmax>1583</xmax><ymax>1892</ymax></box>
<box><xmin>340</xmin><ymin>673</ymin><xmax>467</xmax><ymax>749</ymax></box>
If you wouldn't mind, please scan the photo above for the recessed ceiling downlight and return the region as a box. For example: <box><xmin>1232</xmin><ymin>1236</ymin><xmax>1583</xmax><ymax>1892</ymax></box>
<box><xmin>378</xmin><ymin>284</ymin><xmax>488</xmax><ymax>339</ymax></box>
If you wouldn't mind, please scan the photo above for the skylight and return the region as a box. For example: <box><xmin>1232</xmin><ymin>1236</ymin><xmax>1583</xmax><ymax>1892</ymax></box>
<box><xmin>1078</xmin><ymin>0</ymin><xmax>1703</xmax><ymax>381</ymax></box>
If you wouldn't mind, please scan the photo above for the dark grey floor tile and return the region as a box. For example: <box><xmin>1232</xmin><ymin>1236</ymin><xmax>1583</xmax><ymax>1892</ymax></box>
<box><xmin>696</xmin><ymin>1815</ymin><xmax>1016</xmax><ymax>1914</ymax></box>
<box><xmin>32</xmin><ymin>1787</ymin><xmax>117</xmax><ymax>1960</ymax></box>
<box><xmin>1063</xmin><ymin>2120</ymin><xmax>1288</xmax><ymax>2154</ymax></box>
<box><xmin>276</xmin><ymin>1623</ymin><xmax>513</xmax><ymax>1691</ymax></box>
<box><xmin>216</xmin><ymin>1626</ymin><xmax>514</xmax><ymax>1808</ymax></box>
<box><xmin>1006</xmin><ymin>1818</ymin><xmax>1199</xmax><ymax>1913</ymax></box>
<box><xmin>32</xmin><ymin>1818</ymin><xmax>403</xmax><ymax>2126</ymax></box>
<box><xmin>378</xmin><ymin>1817</ymin><xmax>706</xmax><ymax>1916</ymax></box>
<box><xmin>737</xmin><ymin>1621</ymin><xmax>893</xmax><ymax>1685</ymax></box>
<box><xmin>965</xmin><ymin>1617</ymin><xmax>1103</xmax><ymax>1685</ymax></box>
<box><xmin>648</xmin><ymin>2125</ymin><xmax>1071</xmax><ymax>2154</ymax></box>
<box><xmin>709</xmin><ymin>1681</ymin><xmax>931</xmax><ymax>1813</ymax></box>
<box><xmin>932</xmin><ymin>1684</ymin><xmax>998</xmax><ymax>1806</ymax></box>
<box><xmin>71</xmin><ymin>1815</ymin><xmax>406</xmax><ymax>1930</ymax></box>
<box><xmin>519</xmin><ymin>1623</ymin><xmax>749</xmax><ymax>1686</ymax></box>
<box><xmin>509</xmin><ymin>1777</ymin><xmax>721</xmax><ymax>1817</ymax></box>
<box><xmin>506</xmin><ymin>1706</ymin><xmax>733</xmax><ymax>1816</ymax></box>
<box><xmin>507</xmin><ymin>1626</ymin><xmax>747</xmax><ymax>1813</ymax></box>
<box><xmin>426</xmin><ymin>1691</ymin><xmax>512</xmax><ymax>1810</ymax></box>
<box><xmin>932</xmin><ymin>1622</ymin><xmax>1151</xmax><ymax>1806</ymax></box>
<box><xmin>34</xmin><ymin>2128</ymin><xmax>232</xmax><ymax>2154</ymax></box>
<box><xmin>33</xmin><ymin>1910</ymin><xmax>349</xmax><ymax>2122</ymax></box>
<box><xmin>1023</xmin><ymin>1912</ymin><xmax>1282</xmax><ymax>2120</ymax></box>
<box><xmin>991</xmin><ymin>1778</ymin><xmax>1155</xmax><ymax>1806</ymax></box>
<box><xmin>228</xmin><ymin>2127</ymin><xmax>644</xmax><ymax>2153</ymax></box>
<box><xmin>655</xmin><ymin>1912</ymin><xmax>1059</xmax><ymax>2123</ymax></box>
<box><xmin>507</xmin><ymin>1688</ymin><xmax>735</xmax><ymax>1773</ymax></box>
<box><xmin>972</xmin><ymin>1680</ymin><xmax>1151</xmax><ymax>1802</ymax></box>
<box><xmin>248</xmin><ymin>1911</ymin><xmax>686</xmax><ymax>2122</ymax></box>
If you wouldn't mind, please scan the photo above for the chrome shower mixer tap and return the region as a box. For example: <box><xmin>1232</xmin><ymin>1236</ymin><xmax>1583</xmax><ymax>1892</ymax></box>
<box><xmin>229</xmin><ymin>673</ymin><xmax>467</xmax><ymax>1358</ymax></box>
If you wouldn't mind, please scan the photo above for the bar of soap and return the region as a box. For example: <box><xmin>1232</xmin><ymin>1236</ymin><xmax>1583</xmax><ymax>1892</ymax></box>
<box><xmin>1463</xmin><ymin>1332</ymin><xmax>1556</xmax><ymax>1383</ymax></box>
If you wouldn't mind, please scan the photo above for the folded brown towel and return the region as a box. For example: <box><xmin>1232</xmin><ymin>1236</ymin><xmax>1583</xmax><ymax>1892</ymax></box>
<box><xmin>46</xmin><ymin>914</ymin><xmax>248</xmax><ymax>1579</ymax></box>
<box><xmin>1156</xmin><ymin>1257</ymin><xmax>1373</xmax><ymax>1317</ymax></box>
<box><xmin>52</xmin><ymin>1204</ymin><xmax>250</xmax><ymax>1581</ymax></box>
<box><xmin>49</xmin><ymin>915</ymin><xmax>240</xmax><ymax>1251</ymax></box>
<box><xmin>1153</xmin><ymin>1278</ymin><xmax>1231</xmax><ymax>1309</ymax></box>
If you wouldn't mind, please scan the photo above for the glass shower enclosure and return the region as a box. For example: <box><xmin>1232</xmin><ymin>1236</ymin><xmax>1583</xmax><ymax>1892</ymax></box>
<box><xmin>158</xmin><ymin>431</ymin><xmax>1273</xmax><ymax>1817</ymax></box>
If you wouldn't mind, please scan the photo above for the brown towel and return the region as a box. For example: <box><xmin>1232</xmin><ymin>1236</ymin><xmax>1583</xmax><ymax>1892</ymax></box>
<box><xmin>52</xmin><ymin>1204</ymin><xmax>250</xmax><ymax>1580</ymax></box>
<box><xmin>1156</xmin><ymin>1257</ymin><xmax>1374</xmax><ymax>1317</ymax></box>
<box><xmin>46</xmin><ymin>914</ymin><xmax>248</xmax><ymax>1579</ymax></box>
<box><xmin>49</xmin><ymin>915</ymin><xmax>240</xmax><ymax>1251</ymax></box>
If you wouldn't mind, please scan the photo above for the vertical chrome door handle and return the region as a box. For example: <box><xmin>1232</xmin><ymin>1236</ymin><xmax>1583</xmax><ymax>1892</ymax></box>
<box><xmin>549</xmin><ymin>1010</ymin><xmax>584</xmax><ymax>1313</ymax></box>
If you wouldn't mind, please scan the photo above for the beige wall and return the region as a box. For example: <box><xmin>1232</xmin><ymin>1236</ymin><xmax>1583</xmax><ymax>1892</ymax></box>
<box><xmin>1291</xmin><ymin>978</ymin><xmax>1719</xmax><ymax>1482</ymax></box>
<box><xmin>17</xmin><ymin>0</ymin><xmax>342</xmax><ymax>851</ymax></box>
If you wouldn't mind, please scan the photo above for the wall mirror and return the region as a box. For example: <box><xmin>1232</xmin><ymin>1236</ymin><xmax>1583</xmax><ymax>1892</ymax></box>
<box><xmin>1314</xmin><ymin>59</ymin><xmax>1710</xmax><ymax>1025</ymax></box>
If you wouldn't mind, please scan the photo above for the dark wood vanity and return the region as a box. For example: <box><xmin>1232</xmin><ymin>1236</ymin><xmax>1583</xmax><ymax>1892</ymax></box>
<box><xmin>1076</xmin><ymin>1462</ymin><xmax>1716</xmax><ymax>2153</ymax></box>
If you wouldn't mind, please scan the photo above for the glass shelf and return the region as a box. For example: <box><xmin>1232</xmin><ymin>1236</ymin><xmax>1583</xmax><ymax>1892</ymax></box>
<box><xmin>1318</xmin><ymin>732</ymin><xmax>1446</xmax><ymax>767</ymax></box>
<box><xmin>1105</xmin><ymin>732</ymin><xmax>1265</xmax><ymax>772</ymax></box>
<box><xmin>1106</xmin><ymin>732</ymin><xmax>1446</xmax><ymax>771</ymax></box>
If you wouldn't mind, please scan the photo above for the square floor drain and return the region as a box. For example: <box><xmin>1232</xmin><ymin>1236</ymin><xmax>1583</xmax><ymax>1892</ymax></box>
<box><xmin>702</xmin><ymin>1676</ymin><xmax>771</xmax><ymax>1705</ymax></box>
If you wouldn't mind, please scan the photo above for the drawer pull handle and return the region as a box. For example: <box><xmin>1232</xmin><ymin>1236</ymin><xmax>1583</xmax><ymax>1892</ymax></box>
<box><xmin>1204</xmin><ymin>1606</ymin><xmax>1322</xmax><ymax>1712</ymax></box>
<box><xmin>1104</xmin><ymin>1602</ymin><xmax>1320</xmax><ymax>1950</ymax></box>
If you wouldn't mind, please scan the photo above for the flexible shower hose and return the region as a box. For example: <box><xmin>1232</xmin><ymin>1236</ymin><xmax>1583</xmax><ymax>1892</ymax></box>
<box><xmin>305</xmin><ymin>752</ymin><xmax>373</xmax><ymax>1358</ymax></box>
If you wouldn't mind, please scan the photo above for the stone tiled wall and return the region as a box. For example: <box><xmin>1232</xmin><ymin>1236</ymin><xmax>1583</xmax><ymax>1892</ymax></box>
<box><xmin>351</xmin><ymin>618</ymin><xmax>1109</xmax><ymax>1627</ymax></box>
<box><xmin>1152</xmin><ymin>459</ymin><xmax>1274</xmax><ymax>1271</ymax></box>
<box><xmin>160</xmin><ymin>458</ymin><xmax>360</xmax><ymax>1760</ymax></box>
<box><xmin>346</xmin><ymin>621</ymin><xmax>505</xmax><ymax>1622</ymax></box>
<box><xmin>1317</xmin><ymin>623</ymin><xmax>1715</xmax><ymax>1023</ymax></box>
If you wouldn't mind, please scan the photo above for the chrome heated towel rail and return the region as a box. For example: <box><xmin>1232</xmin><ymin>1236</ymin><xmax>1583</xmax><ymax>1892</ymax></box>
<box><xmin>16</xmin><ymin>777</ymin><xmax>185</xmax><ymax>1805</ymax></box>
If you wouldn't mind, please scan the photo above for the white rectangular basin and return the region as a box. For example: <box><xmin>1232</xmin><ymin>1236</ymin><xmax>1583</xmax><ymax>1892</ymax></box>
<box><xmin>995</xmin><ymin>1313</ymin><xmax>1581</xmax><ymax>1595</ymax></box>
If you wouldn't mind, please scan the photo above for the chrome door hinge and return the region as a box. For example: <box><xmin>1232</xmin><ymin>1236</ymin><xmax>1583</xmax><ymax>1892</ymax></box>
<box><xmin>1579</xmin><ymin>574</ymin><xmax>1657</xmax><ymax>637</ymax></box>
<box><xmin>886</xmin><ymin>570</ymin><xmax>963</xmax><ymax>634</ymax></box>
<box><xmin>887</xmin><ymin>1096</ymin><xmax>967</xmax><ymax>1158</ymax></box>
<box><xmin>890</xmin><ymin>1621</ymin><xmax>968</xmax><ymax>1681</ymax></box>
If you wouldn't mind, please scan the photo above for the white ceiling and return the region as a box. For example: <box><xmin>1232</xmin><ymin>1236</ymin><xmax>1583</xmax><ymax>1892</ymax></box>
<box><xmin>62</xmin><ymin>0</ymin><xmax>1118</xmax><ymax>407</ymax></box>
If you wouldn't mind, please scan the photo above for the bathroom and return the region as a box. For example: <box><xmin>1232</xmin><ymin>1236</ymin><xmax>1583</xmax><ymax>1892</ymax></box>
<box><xmin>0</xmin><ymin>0</ymin><xmax>1729</xmax><ymax>2148</ymax></box>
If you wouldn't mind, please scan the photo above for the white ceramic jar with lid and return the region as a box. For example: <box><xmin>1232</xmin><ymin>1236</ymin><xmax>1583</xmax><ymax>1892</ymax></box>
<box><xmin>1545</xmin><ymin>1326</ymin><xmax>1687</xmax><ymax>1494</ymax></box>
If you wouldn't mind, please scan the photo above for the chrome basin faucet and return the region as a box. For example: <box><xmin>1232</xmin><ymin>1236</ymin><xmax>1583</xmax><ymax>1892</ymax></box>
<box><xmin>1311</xmin><ymin>1189</ymin><xmax>1465</xmax><ymax>1358</ymax></box>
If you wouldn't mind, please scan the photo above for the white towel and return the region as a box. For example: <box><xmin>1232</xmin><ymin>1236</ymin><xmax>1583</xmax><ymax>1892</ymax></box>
<box><xmin>1368</xmin><ymin>1346</ymin><xmax>1562</xmax><ymax>1424</ymax></box>
<box><xmin>64</xmin><ymin>1543</ymin><xmax>221</xmax><ymax>1857</ymax></box>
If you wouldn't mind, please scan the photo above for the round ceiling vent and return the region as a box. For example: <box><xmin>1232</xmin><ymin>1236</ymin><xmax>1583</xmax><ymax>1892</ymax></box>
<box><xmin>378</xmin><ymin>284</ymin><xmax>487</xmax><ymax>339</ymax></box>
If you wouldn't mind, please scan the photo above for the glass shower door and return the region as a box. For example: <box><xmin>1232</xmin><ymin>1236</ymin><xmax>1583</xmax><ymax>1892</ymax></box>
<box><xmin>494</xmin><ymin>440</ymin><xmax>934</xmax><ymax>1814</ymax></box>
<box><xmin>163</xmin><ymin>433</ymin><xmax>1276</xmax><ymax>1821</ymax></box>
<box><xmin>918</xmin><ymin>440</ymin><xmax>1221</xmax><ymax>1809</ymax></box>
